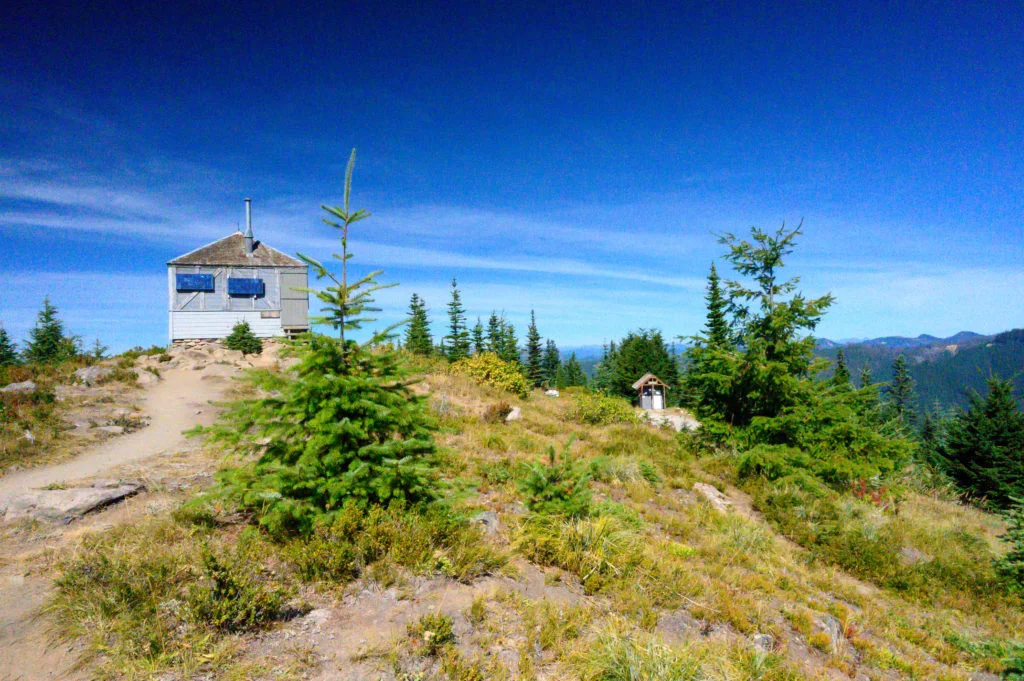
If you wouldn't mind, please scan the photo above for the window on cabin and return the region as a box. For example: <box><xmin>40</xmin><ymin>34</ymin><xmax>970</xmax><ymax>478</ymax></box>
<box><xmin>227</xmin><ymin>278</ymin><xmax>265</xmax><ymax>297</ymax></box>
<box><xmin>175</xmin><ymin>273</ymin><xmax>215</xmax><ymax>292</ymax></box>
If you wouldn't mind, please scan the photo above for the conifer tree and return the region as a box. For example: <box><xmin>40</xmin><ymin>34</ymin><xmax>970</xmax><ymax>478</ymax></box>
<box><xmin>888</xmin><ymin>354</ymin><xmax>917</xmax><ymax>424</ymax></box>
<box><xmin>472</xmin><ymin>318</ymin><xmax>485</xmax><ymax>355</ymax></box>
<box><xmin>557</xmin><ymin>352</ymin><xmax>587</xmax><ymax>388</ymax></box>
<box><xmin>89</xmin><ymin>338</ymin><xmax>109</xmax><ymax>361</ymax></box>
<box><xmin>224</xmin><ymin>321</ymin><xmax>263</xmax><ymax>355</ymax></box>
<box><xmin>859</xmin><ymin>366</ymin><xmax>874</xmax><ymax>389</ymax></box>
<box><xmin>602</xmin><ymin>330</ymin><xmax>679</xmax><ymax>403</ymax></box>
<box><xmin>203</xmin><ymin>149</ymin><xmax>437</xmax><ymax>536</ymax></box>
<box><xmin>593</xmin><ymin>342</ymin><xmax>616</xmax><ymax>393</ymax></box>
<box><xmin>486</xmin><ymin>312</ymin><xmax>502</xmax><ymax>353</ymax></box>
<box><xmin>683</xmin><ymin>263</ymin><xmax>738</xmax><ymax>413</ymax></box>
<box><xmin>23</xmin><ymin>296</ymin><xmax>79</xmax><ymax>364</ymax></box>
<box><xmin>298</xmin><ymin>153</ymin><xmax>394</xmax><ymax>347</ymax></box>
<box><xmin>524</xmin><ymin>310</ymin><xmax>544</xmax><ymax>387</ymax></box>
<box><xmin>832</xmin><ymin>349</ymin><xmax>851</xmax><ymax>387</ymax></box>
<box><xmin>703</xmin><ymin>262</ymin><xmax>731</xmax><ymax>348</ymax></box>
<box><xmin>542</xmin><ymin>339</ymin><xmax>561</xmax><ymax>387</ymax></box>
<box><xmin>443</xmin><ymin>278</ymin><xmax>470</xmax><ymax>361</ymax></box>
<box><xmin>404</xmin><ymin>293</ymin><xmax>433</xmax><ymax>355</ymax></box>
<box><xmin>937</xmin><ymin>377</ymin><xmax>1024</xmax><ymax>510</ymax></box>
<box><xmin>0</xmin><ymin>325</ymin><xmax>18</xmax><ymax>367</ymax></box>
<box><xmin>498</xmin><ymin>321</ymin><xmax>519</xmax><ymax>365</ymax></box>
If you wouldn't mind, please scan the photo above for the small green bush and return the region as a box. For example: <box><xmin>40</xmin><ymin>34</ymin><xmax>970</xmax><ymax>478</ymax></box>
<box><xmin>279</xmin><ymin>503</ymin><xmax>505</xmax><ymax>584</ymax></box>
<box><xmin>188</xmin><ymin>543</ymin><xmax>288</xmax><ymax>632</ymax></box>
<box><xmin>450</xmin><ymin>352</ymin><xmax>529</xmax><ymax>398</ymax></box>
<box><xmin>519</xmin><ymin>439</ymin><xmax>592</xmax><ymax>518</ymax></box>
<box><xmin>408</xmin><ymin>612</ymin><xmax>455</xmax><ymax>656</ymax></box>
<box><xmin>223</xmin><ymin>321</ymin><xmax>263</xmax><ymax>355</ymax></box>
<box><xmin>568</xmin><ymin>391</ymin><xmax>641</xmax><ymax>426</ymax></box>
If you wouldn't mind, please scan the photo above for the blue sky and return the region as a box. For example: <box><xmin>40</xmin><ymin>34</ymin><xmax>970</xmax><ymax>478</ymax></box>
<box><xmin>1</xmin><ymin>2</ymin><xmax>1022</xmax><ymax>352</ymax></box>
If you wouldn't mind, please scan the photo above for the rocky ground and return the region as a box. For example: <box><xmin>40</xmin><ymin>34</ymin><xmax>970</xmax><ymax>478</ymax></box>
<box><xmin>0</xmin><ymin>340</ymin><xmax>282</xmax><ymax>680</ymax></box>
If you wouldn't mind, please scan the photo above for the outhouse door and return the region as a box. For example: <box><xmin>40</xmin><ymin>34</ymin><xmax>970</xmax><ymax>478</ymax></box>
<box><xmin>641</xmin><ymin>387</ymin><xmax>653</xmax><ymax>409</ymax></box>
<box><xmin>652</xmin><ymin>389</ymin><xmax>664</xmax><ymax>410</ymax></box>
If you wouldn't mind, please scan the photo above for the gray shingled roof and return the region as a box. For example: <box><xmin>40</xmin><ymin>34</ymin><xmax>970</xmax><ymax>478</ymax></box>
<box><xmin>167</xmin><ymin>232</ymin><xmax>305</xmax><ymax>267</ymax></box>
<box><xmin>631</xmin><ymin>373</ymin><xmax>669</xmax><ymax>391</ymax></box>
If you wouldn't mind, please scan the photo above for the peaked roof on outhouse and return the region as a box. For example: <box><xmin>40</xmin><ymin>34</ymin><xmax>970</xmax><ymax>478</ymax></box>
<box><xmin>631</xmin><ymin>373</ymin><xmax>669</xmax><ymax>391</ymax></box>
<box><xmin>167</xmin><ymin>232</ymin><xmax>305</xmax><ymax>267</ymax></box>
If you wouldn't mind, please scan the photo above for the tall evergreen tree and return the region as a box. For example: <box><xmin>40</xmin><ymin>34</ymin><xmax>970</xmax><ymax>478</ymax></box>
<box><xmin>593</xmin><ymin>342</ymin><xmax>616</xmax><ymax>393</ymax></box>
<box><xmin>937</xmin><ymin>377</ymin><xmax>1024</xmax><ymax>510</ymax></box>
<box><xmin>524</xmin><ymin>310</ymin><xmax>544</xmax><ymax>387</ymax></box>
<box><xmin>443</xmin><ymin>278</ymin><xmax>470</xmax><ymax>361</ymax></box>
<box><xmin>472</xmin><ymin>318</ymin><xmax>485</xmax><ymax>355</ymax></box>
<box><xmin>683</xmin><ymin>263</ymin><xmax>738</xmax><ymax>413</ymax></box>
<box><xmin>0</xmin><ymin>325</ymin><xmax>18</xmax><ymax>367</ymax></box>
<box><xmin>832</xmin><ymin>349</ymin><xmax>851</xmax><ymax>387</ymax></box>
<box><xmin>557</xmin><ymin>352</ymin><xmax>587</xmax><ymax>388</ymax></box>
<box><xmin>859</xmin><ymin>366</ymin><xmax>874</xmax><ymax>389</ymax></box>
<box><xmin>23</xmin><ymin>296</ymin><xmax>78</xmax><ymax>364</ymax></box>
<box><xmin>542</xmin><ymin>339</ymin><xmax>561</xmax><ymax>387</ymax></box>
<box><xmin>486</xmin><ymin>312</ymin><xmax>503</xmax><ymax>353</ymax></box>
<box><xmin>703</xmin><ymin>262</ymin><xmax>731</xmax><ymax>348</ymax></box>
<box><xmin>888</xmin><ymin>354</ymin><xmax>917</xmax><ymax>425</ymax></box>
<box><xmin>404</xmin><ymin>293</ymin><xmax>433</xmax><ymax>355</ymax></box>
<box><xmin>498</xmin><ymin>321</ymin><xmax>519</xmax><ymax>365</ymax></box>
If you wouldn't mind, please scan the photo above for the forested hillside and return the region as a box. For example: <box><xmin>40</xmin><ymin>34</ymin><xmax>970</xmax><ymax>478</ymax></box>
<box><xmin>816</xmin><ymin>329</ymin><xmax>1024</xmax><ymax>414</ymax></box>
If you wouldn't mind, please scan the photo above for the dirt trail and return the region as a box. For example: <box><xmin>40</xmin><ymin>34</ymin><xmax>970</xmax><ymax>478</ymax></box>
<box><xmin>0</xmin><ymin>366</ymin><xmax>222</xmax><ymax>509</ymax></box>
<box><xmin>0</xmin><ymin>360</ymin><xmax>232</xmax><ymax>681</ymax></box>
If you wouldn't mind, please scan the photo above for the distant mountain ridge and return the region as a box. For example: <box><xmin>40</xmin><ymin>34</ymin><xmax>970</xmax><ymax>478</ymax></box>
<box><xmin>815</xmin><ymin>329</ymin><xmax>1024</xmax><ymax>413</ymax></box>
<box><xmin>818</xmin><ymin>331</ymin><xmax>986</xmax><ymax>351</ymax></box>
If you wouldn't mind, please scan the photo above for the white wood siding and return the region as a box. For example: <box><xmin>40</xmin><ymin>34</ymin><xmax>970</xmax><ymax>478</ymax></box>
<box><xmin>169</xmin><ymin>311</ymin><xmax>284</xmax><ymax>340</ymax></box>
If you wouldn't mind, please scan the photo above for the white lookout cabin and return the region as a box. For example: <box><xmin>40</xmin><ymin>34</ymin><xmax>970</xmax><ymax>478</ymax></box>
<box><xmin>167</xmin><ymin>200</ymin><xmax>309</xmax><ymax>342</ymax></box>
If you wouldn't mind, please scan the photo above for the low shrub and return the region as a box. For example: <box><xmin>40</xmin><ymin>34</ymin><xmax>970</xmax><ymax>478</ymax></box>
<box><xmin>567</xmin><ymin>391</ymin><xmax>641</xmax><ymax>426</ymax></box>
<box><xmin>482</xmin><ymin>400</ymin><xmax>513</xmax><ymax>423</ymax></box>
<box><xmin>51</xmin><ymin>522</ymin><xmax>293</xmax><ymax>677</ymax></box>
<box><xmin>450</xmin><ymin>352</ymin><xmax>529</xmax><ymax>399</ymax></box>
<box><xmin>517</xmin><ymin>515</ymin><xmax>645</xmax><ymax>594</ymax></box>
<box><xmin>224</xmin><ymin>321</ymin><xmax>263</xmax><ymax>355</ymax></box>
<box><xmin>519</xmin><ymin>438</ymin><xmax>592</xmax><ymax>518</ymax></box>
<box><xmin>750</xmin><ymin>477</ymin><xmax>1007</xmax><ymax>600</ymax></box>
<box><xmin>408</xmin><ymin>612</ymin><xmax>455</xmax><ymax>656</ymax></box>
<box><xmin>578</xmin><ymin>628</ymin><xmax>707</xmax><ymax>681</ymax></box>
<box><xmin>188</xmin><ymin>543</ymin><xmax>289</xmax><ymax>632</ymax></box>
<box><xmin>278</xmin><ymin>503</ymin><xmax>506</xmax><ymax>585</ymax></box>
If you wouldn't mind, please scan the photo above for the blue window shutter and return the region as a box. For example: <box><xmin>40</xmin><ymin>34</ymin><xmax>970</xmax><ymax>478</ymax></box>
<box><xmin>176</xmin><ymin>273</ymin><xmax>215</xmax><ymax>292</ymax></box>
<box><xmin>227</xmin><ymin>278</ymin><xmax>265</xmax><ymax>296</ymax></box>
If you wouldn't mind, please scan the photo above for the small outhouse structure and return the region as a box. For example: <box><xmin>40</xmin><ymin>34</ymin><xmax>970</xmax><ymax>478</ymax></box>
<box><xmin>632</xmin><ymin>373</ymin><xmax>668</xmax><ymax>410</ymax></box>
<box><xmin>167</xmin><ymin>200</ymin><xmax>309</xmax><ymax>342</ymax></box>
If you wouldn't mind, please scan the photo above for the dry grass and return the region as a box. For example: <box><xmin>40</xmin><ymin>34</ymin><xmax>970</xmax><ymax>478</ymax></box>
<box><xmin>40</xmin><ymin>364</ymin><xmax>1024</xmax><ymax>680</ymax></box>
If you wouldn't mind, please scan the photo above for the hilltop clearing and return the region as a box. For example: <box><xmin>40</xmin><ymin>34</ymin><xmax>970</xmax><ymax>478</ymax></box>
<box><xmin>3</xmin><ymin>347</ymin><xmax>1019</xmax><ymax>680</ymax></box>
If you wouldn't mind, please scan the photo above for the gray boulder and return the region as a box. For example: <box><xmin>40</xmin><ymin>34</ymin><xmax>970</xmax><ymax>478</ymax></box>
<box><xmin>3</xmin><ymin>480</ymin><xmax>144</xmax><ymax>523</ymax></box>
<box><xmin>472</xmin><ymin>510</ymin><xmax>501</xmax><ymax>534</ymax></box>
<box><xmin>74</xmin><ymin>365</ymin><xmax>113</xmax><ymax>385</ymax></box>
<box><xmin>0</xmin><ymin>380</ymin><xmax>37</xmax><ymax>394</ymax></box>
<box><xmin>504</xmin><ymin>406</ymin><xmax>523</xmax><ymax>422</ymax></box>
<box><xmin>693</xmin><ymin>482</ymin><xmax>733</xmax><ymax>513</ymax></box>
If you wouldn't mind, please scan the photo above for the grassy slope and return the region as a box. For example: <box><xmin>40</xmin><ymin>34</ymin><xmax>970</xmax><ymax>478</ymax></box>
<box><xmin>49</xmin><ymin>362</ymin><xmax>1022</xmax><ymax>681</ymax></box>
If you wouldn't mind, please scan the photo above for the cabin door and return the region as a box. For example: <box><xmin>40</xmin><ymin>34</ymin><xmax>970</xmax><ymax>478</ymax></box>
<box><xmin>641</xmin><ymin>387</ymin><xmax>653</xmax><ymax>409</ymax></box>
